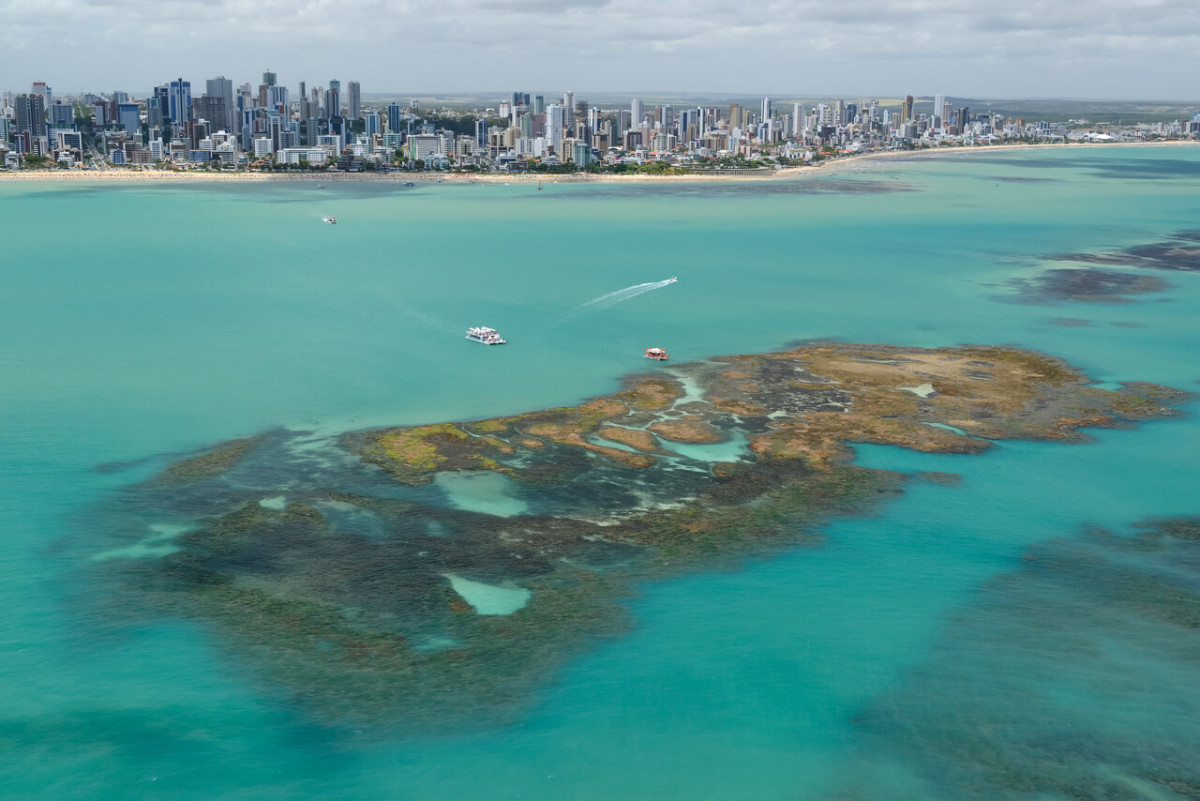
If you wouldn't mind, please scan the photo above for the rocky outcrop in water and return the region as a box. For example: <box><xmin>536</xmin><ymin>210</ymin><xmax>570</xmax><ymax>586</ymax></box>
<box><xmin>84</xmin><ymin>343</ymin><xmax>1187</xmax><ymax>732</ymax></box>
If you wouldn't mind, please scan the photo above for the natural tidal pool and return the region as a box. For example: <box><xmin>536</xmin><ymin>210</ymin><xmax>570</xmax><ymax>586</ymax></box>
<box><xmin>3</xmin><ymin>145</ymin><xmax>1200</xmax><ymax>800</ymax></box>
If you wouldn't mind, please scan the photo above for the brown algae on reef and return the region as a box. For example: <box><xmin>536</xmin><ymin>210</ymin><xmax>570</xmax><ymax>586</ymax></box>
<box><xmin>87</xmin><ymin>342</ymin><xmax>1186</xmax><ymax>732</ymax></box>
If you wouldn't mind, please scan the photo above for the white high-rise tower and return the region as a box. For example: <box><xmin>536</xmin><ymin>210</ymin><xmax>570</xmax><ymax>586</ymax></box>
<box><xmin>546</xmin><ymin>104</ymin><xmax>565</xmax><ymax>154</ymax></box>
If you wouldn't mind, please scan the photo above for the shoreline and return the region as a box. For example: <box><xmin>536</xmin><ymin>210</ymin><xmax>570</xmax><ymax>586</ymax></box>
<box><xmin>1</xmin><ymin>140</ymin><xmax>1196</xmax><ymax>184</ymax></box>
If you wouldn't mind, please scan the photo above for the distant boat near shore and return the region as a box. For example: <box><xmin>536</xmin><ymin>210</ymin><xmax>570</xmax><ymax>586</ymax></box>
<box><xmin>322</xmin><ymin>216</ymin><xmax>337</xmax><ymax>224</ymax></box>
<box><xmin>644</xmin><ymin>347</ymin><xmax>669</xmax><ymax>361</ymax></box>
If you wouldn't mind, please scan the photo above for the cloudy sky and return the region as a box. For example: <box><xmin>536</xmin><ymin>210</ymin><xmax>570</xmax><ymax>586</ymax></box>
<box><xmin>2</xmin><ymin>0</ymin><xmax>1198</xmax><ymax>98</ymax></box>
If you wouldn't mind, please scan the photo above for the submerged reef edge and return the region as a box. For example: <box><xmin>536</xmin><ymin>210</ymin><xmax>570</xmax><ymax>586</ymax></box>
<box><xmin>83</xmin><ymin>342</ymin><xmax>1189</xmax><ymax>733</ymax></box>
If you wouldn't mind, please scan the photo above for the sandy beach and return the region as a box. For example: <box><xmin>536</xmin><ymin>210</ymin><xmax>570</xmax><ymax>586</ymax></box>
<box><xmin>1</xmin><ymin>140</ymin><xmax>1196</xmax><ymax>184</ymax></box>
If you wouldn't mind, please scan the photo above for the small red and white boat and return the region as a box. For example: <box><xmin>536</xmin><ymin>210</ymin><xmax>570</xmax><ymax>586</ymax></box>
<box><xmin>644</xmin><ymin>347</ymin><xmax>669</xmax><ymax>361</ymax></box>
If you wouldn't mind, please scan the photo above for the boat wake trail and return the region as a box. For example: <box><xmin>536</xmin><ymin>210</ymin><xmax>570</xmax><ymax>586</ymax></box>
<box><xmin>574</xmin><ymin>278</ymin><xmax>677</xmax><ymax>313</ymax></box>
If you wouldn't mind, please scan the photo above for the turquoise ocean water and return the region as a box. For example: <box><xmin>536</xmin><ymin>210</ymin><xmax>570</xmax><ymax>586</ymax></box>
<box><xmin>2</xmin><ymin>147</ymin><xmax>1199</xmax><ymax>799</ymax></box>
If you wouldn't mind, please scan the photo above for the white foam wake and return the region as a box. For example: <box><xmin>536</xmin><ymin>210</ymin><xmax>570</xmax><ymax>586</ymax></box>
<box><xmin>575</xmin><ymin>278</ymin><xmax>676</xmax><ymax>313</ymax></box>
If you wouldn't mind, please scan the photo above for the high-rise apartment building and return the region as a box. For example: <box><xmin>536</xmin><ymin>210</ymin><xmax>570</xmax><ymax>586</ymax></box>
<box><xmin>325</xmin><ymin>81</ymin><xmax>341</xmax><ymax>118</ymax></box>
<box><xmin>268</xmin><ymin>85</ymin><xmax>288</xmax><ymax>112</ymax></box>
<box><xmin>168</xmin><ymin>78</ymin><xmax>192</xmax><ymax>130</ymax></box>
<box><xmin>117</xmin><ymin>102</ymin><xmax>140</xmax><ymax>136</ymax></box>
<box><xmin>14</xmin><ymin>93</ymin><xmax>46</xmax><ymax>138</ymax></box>
<box><xmin>932</xmin><ymin>93</ymin><xmax>945</xmax><ymax>126</ymax></box>
<box><xmin>388</xmin><ymin>103</ymin><xmax>402</xmax><ymax>134</ymax></box>
<box><xmin>631</xmin><ymin>97</ymin><xmax>643</xmax><ymax>128</ymax></box>
<box><xmin>32</xmin><ymin>82</ymin><xmax>51</xmax><ymax>107</ymax></box>
<box><xmin>262</xmin><ymin>70</ymin><xmax>277</xmax><ymax>87</ymax></box>
<box><xmin>206</xmin><ymin>76</ymin><xmax>235</xmax><ymax>132</ymax></box>
<box><xmin>348</xmin><ymin>81</ymin><xmax>361</xmax><ymax>119</ymax></box>
<box><xmin>546</xmin><ymin>103</ymin><xmax>565</xmax><ymax>154</ymax></box>
<box><xmin>49</xmin><ymin>101</ymin><xmax>74</xmax><ymax>128</ymax></box>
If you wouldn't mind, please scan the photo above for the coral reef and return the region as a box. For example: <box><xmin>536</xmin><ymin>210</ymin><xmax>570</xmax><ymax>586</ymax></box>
<box><xmin>85</xmin><ymin>343</ymin><xmax>1186</xmax><ymax>732</ymax></box>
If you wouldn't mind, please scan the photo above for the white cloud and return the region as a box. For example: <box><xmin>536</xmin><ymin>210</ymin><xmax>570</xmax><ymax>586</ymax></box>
<box><xmin>1</xmin><ymin>0</ymin><xmax>1198</xmax><ymax>97</ymax></box>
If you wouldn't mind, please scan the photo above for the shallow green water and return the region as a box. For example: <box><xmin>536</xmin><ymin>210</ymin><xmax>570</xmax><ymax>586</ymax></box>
<box><xmin>2</xmin><ymin>147</ymin><xmax>1199</xmax><ymax>799</ymax></box>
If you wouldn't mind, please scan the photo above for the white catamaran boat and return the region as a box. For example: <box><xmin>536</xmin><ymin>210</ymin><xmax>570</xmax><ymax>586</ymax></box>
<box><xmin>466</xmin><ymin>326</ymin><xmax>507</xmax><ymax>345</ymax></box>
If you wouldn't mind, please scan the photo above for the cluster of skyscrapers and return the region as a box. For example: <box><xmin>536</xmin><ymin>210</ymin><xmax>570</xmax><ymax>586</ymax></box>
<box><xmin>2</xmin><ymin>77</ymin><xmax>1193</xmax><ymax>171</ymax></box>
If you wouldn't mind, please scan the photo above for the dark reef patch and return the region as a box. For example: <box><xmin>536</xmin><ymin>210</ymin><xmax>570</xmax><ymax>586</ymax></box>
<box><xmin>77</xmin><ymin>343</ymin><xmax>1185</xmax><ymax>734</ymax></box>
<box><xmin>989</xmin><ymin>175</ymin><xmax>1059</xmax><ymax>183</ymax></box>
<box><xmin>535</xmin><ymin>177</ymin><xmax>915</xmax><ymax>201</ymax></box>
<box><xmin>1050</xmin><ymin>229</ymin><xmax>1200</xmax><ymax>273</ymax></box>
<box><xmin>1001</xmin><ymin>268</ymin><xmax>1172</xmax><ymax>303</ymax></box>
<box><xmin>843</xmin><ymin>515</ymin><xmax>1200</xmax><ymax>799</ymax></box>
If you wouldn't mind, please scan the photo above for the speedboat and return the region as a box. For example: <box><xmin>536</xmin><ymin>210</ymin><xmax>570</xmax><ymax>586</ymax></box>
<box><xmin>466</xmin><ymin>326</ymin><xmax>507</xmax><ymax>345</ymax></box>
<box><xmin>322</xmin><ymin>216</ymin><xmax>337</xmax><ymax>224</ymax></box>
<box><xmin>644</xmin><ymin>347</ymin><xmax>669</xmax><ymax>361</ymax></box>
<box><xmin>667</xmin><ymin>276</ymin><xmax>677</xmax><ymax>283</ymax></box>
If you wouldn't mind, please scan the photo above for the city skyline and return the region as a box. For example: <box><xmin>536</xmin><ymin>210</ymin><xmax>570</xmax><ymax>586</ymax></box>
<box><xmin>2</xmin><ymin>0</ymin><xmax>1198</xmax><ymax>99</ymax></box>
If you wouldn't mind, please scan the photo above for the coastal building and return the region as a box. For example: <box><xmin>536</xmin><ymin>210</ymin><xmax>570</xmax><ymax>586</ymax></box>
<box><xmin>268</xmin><ymin>85</ymin><xmax>288</xmax><ymax>113</ymax></box>
<box><xmin>932</xmin><ymin>93</ymin><xmax>945</xmax><ymax>127</ymax></box>
<box><xmin>206</xmin><ymin>77</ymin><xmax>235</xmax><ymax>132</ymax></box>
<box><xmin>276</xmin><ymin>147</ymin><xmax>329</xmax><ymax>165</ymax></box>
<box><xmin>348</xmin><ymin>81</ymin><xmax>361</xmax><ymax>119</ymax></box>
<box><xmin>571</xmin><ymin>141</ymin><xmax>592</xmax><ymax>166</ymax></box>
<box><xmin>117</xmin><ymin>102</ymin><xmax>140</xmax><ymax>136</ymax></box>
<box><xmin>14</xmin><ymin>93</ymin><xmax>46</xmax><ymax>138</ymax></box>
<box><xmin>546</xmin><ymin>103</ymin><xmax>565</xmax><ymax>155</ymax></box>
<box><xmin>407</xmin><ymin>133</ymin><xmax>443</xmax><ymax>162</ymax></box>
<box><xmin>49</xmin><ymin>101</ymin><xmax>74</xmax><ymax>128</ymax></box>
<box><xmin>169</xmin><ymin>78</ymin><xmax>192</xmax><ymax>131</ymax></box>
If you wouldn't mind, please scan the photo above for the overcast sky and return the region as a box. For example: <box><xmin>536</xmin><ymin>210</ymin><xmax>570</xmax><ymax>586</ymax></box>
<box><xmin>2</xmin><ymin>0</ymin><xmax>1198</xmax><ymax>99</ymax></box>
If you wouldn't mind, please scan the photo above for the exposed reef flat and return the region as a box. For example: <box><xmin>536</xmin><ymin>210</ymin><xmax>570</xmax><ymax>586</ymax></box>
<box><xmin>84</xmin><ymin>343</ymin><xmax>1187</xmax><ymax>733</ymax></box>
